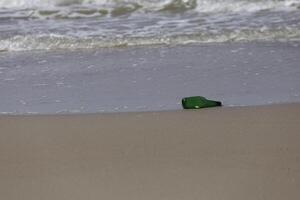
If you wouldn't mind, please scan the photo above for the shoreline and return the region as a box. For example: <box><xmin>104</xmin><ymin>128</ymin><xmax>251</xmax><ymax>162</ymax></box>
<box><xmin>0</xmin><ymin>101</ymin><xmax>299</xmax><ymax>117</ymax></box>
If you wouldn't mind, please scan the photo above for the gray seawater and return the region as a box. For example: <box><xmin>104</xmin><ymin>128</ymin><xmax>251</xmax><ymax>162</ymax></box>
<box><xmin>1</xmin><ymin>42</ymin><xmax>300</xmax><ymax>114</ymax></box>
<box><xmin>0</xmin><ymin>0</ymin><xmax>300</xmax><ymax>114</ymax></box>
<box><xmin>0</xmin><ymin>0</ymin><xmax>300</xmax><ymax>51</ymax></box>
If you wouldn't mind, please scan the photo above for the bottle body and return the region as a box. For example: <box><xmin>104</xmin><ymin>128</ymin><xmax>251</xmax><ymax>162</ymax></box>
<box><xmin>182</xmin><ymin>96</ymin><xmax>222</xmax><ymax>109</ymax></box>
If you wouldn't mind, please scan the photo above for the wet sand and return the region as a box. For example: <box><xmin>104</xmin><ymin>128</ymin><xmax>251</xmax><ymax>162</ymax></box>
<box><xmin>0</xmin><ymin>103</ymin><xmax>300</xmax><ymax>200</ymax></box>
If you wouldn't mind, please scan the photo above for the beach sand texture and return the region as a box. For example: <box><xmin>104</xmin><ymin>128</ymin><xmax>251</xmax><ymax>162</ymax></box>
<box><xmin>0</xmin><ymin>104</ymin><xmax>299</xmax><ymax>200</ymax></box>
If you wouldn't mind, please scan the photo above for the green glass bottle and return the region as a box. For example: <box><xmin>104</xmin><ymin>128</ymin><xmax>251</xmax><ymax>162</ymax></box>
<box><xmin>182</xmin><ymin>96</ymin><xmax>222</xmax><ymax>109</ymax></box>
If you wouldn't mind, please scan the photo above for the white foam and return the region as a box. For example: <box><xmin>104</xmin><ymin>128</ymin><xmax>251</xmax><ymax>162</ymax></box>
<box><xmin>0</xmin><ymin>0</ymin><xmax>299</xmax><ymax>52</ymax></box>
<box><xmin>196</xmin><ymin>0</ymin><xmax>300</xmax><ymax>13</ymax></box>
<box><xmin>1</xmin><ymin>27</ymin><xmax>300</xmax><ymax>52</ymax></box>
<box><xmin>0</xmin><ymin>0</ymin><xmax>298</xmax><ymax>12</ymax></box>
<box><xmin>0</xmin><ymin>0</ymin><xmax>162</xmax><ymax>9</ymax></box>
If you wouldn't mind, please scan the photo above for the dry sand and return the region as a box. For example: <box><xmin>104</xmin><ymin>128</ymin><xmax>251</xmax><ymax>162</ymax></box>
<box><xmin>0</xmin><ymin>104</ymin><xmax>300</xmax><ymax>200</ymax></box>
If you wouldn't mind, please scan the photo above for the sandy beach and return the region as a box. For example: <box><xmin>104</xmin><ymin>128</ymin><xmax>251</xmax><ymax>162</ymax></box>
<box><xmin>0</xmin><ymin>103</ymin><xmax>299</xmax><ymax>200</ymax></box>
<box><xmin>1</xmin><ymin>0</ymin><xmax>300</xmax><ymax>199</ymax></box>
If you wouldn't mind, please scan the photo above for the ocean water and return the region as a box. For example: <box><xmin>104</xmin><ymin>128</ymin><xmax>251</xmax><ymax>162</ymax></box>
<box><xmin>1</xmin><ymin>42</ymin><xmax>300</xmax><ymax>114</ymax></box>
<box><xmin>0</xmin><ymin>0</ymin><xmax>300</xmax><ymax>114</ymax></box>
<box><xmin>0</xmin><ymin>0</ymin><xmax>300</xmax><ymax>51</ymax></box>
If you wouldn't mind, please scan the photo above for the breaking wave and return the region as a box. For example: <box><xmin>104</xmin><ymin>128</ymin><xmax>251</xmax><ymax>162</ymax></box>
<box><xmin>0</xmin><ymin>0</ymin><xmax>300</xmax><ymax>51</ymax></box>
<box><xmin>1</xmin><ymin>27</ymin><xmax>300</xmax><ymax>52</ymax></box>
<box><xmin>0</xmin><ymin>0</ymin><xmax>299</xmax><ymax>15</ymax></box>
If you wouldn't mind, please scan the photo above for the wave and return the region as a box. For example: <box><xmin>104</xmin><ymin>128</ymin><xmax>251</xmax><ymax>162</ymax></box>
<box><xmin>0</xmin><ymin>0</ymin><xmax>299</xmax><ymax>52</ymax></box>
<box><xmin>1</xmin><ymin>27</ymin><xmax>300</xmax><ymax>52</ymax></box>
<box><xmin>0</xmin><ymin>0</ymin><xmax>299</xmax><ymax>15</ymax></box>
